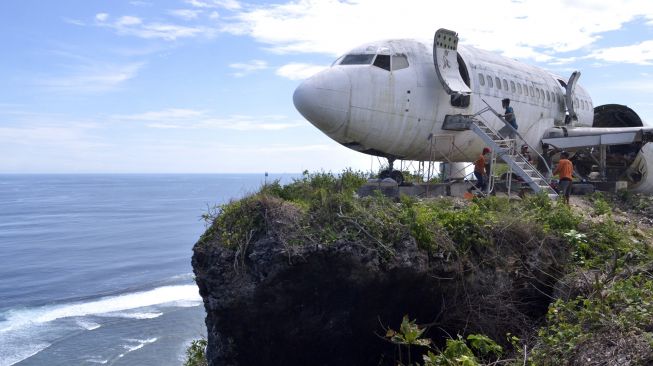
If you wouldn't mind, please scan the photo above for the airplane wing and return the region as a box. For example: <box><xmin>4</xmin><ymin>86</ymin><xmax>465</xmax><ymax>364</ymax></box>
<box><xmin>541</xmin><ymin>126</ymin><xmax>653</xmax><ymax>149</ymax></box>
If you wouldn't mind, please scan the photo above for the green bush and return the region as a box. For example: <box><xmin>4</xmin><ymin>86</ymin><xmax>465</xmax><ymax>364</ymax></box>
<box><xmin>183</xmin><ymin>338</ymin><xmax>207</xmax><ymax>366</ymax></box>
<box><xmin>532</xmin><ymin>273</ymin><xmax>653</xmax><ymax>365</ymax></box>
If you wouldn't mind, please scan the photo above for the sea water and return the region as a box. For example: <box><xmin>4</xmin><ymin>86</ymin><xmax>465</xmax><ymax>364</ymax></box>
<box><xmin>0</xmin><ymin>174</ymin><xmax>295</xmax><ymax>366</ymax></box>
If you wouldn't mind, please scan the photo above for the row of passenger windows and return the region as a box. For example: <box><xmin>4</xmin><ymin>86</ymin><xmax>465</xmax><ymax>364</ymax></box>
<box><xmin>476</xmin><ymin>73</ymin><xmax>593</xmax><ymax>111</ymax></box>
<box><xmin>336</xmin><ymin>53</ymin><xmax>409</xmax><ymax>71</ymax></box>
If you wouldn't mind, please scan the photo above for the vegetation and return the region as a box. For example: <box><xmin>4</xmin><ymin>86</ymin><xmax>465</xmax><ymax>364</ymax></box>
<box><xmin>183</xmin><ymin>338</ymin><xmax>207</xmax><ymax>366</ymax></box>
<box><xmin>384</xmin><ymin>316</ymin><xmax>503</xmax><ymax>366</ymax></box>
<box><xmin>197</xmin><ymin>170</ymin><xmax>653</xmax><ymax>365</ymax></box>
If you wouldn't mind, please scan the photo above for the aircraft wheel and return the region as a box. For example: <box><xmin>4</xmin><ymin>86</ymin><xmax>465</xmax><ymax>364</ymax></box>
<box><xmin>390</xmin><ymin>170</ymin><xmax>404</xmax><ymax>185</ymax></box>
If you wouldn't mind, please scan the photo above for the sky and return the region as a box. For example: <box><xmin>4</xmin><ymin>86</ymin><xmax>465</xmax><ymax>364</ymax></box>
<box><xmin>2</xmin><ymin>0</ymin><xmax>653</xmax><ymax>173</ymax></box>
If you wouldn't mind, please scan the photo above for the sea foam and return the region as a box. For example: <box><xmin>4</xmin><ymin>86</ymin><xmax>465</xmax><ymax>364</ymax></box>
<box><xmin>0</xmin><ymin>285</ymin><xmax>200</xmax><ymax>365</ymax></box>
<box><xmin>0</xmin><ymin>284</ymin><xmax>200</xmax><ymax>332</ymax></box>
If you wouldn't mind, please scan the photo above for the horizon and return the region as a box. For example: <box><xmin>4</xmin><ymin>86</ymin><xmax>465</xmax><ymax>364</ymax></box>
<box><xmin>3</xmin><ymin>0</ymin><xmax>653</xmax><ymax>173</ymax></box>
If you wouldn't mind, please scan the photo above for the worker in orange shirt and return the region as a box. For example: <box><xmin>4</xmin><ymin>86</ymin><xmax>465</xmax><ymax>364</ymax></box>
<box><xmin>469</xmin><ymin>147</ymin><xmax>491</xmax><ymax>194</ymax></box>
<box><xmin>553</xmin><ymin>151</ymin><xmax>574</xmax><ymax>204</ymax></box>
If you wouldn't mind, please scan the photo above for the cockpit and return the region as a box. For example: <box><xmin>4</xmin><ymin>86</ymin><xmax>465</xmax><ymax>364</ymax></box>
<box><xmin>332</xmin><ymin>50</ymin><xmax>409</xmax><ymax>72</ymax></box>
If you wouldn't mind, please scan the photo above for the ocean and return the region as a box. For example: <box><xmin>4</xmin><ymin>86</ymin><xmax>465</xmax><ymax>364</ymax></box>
<box><xmin>0</xmin><ymin>174</ymin><xmax>295</xmax><ymax>366</ymax></box>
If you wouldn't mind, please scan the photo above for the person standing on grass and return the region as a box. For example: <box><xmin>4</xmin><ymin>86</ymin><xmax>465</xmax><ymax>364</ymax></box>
<box><xmin>553</xmin><ymin>151</ymin><xmax>574</xmax><ymax>204</ymax></box>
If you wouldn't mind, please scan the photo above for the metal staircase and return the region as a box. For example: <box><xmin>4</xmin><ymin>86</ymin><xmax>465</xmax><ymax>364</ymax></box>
<box><xmin>468</xmin><ymin>101</ymin><xmax>558</xmax><ymax>199</ymax></box>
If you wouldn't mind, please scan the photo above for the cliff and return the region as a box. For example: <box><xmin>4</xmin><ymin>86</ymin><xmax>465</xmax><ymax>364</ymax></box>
<box><xmin>192</xmin><ymin>172</ymin><xmax>653</xmax><ymax>366</ymax></box>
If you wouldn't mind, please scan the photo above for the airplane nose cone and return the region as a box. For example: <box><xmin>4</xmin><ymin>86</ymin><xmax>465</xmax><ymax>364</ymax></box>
<box><xmin>293</xmin><ymin>68</ymin><xmax>350</xmax><ymax>134</ymax></box>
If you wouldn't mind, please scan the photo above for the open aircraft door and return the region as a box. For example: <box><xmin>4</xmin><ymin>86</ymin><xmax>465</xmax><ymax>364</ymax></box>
<box><xmin>565</xmin><ymin>71</ymin><xmax>581</xmax><ymax>122</ymax></box>
<box><xmin>433</xmin><ymin>29</ymin><xmax>471</xmax><ymax>102</ymax></box>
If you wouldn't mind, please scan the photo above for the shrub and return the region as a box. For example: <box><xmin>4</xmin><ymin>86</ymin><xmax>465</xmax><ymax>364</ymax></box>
<box><xmin>532</xmin><ymin>273</ymin><xmax>653</xmax><ymax>365</ymax></box>
<box><xmin>183</xmin><ymin>338</ymin><xmax>208</xmax><ymax>366</ymax></box>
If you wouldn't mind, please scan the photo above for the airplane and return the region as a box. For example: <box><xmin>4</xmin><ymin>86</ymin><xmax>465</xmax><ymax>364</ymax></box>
<box><xmin>293</xmin><ymin>28</ymin><xmax>653</xmax><ymax>194</ymax></box>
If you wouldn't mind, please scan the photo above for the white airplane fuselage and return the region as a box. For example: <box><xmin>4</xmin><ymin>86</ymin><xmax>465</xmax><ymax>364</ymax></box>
<box><xmin>294</xmin><ymin>39</ymin><xmax>593</xmax><ymax>162</ymax></box>
<box><xmin>294</xmin><ymin>35</ymin><xmax>652</xmax><ymax>191</ymax></box>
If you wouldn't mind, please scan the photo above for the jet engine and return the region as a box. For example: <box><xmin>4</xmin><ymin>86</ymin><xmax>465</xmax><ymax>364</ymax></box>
<box><xmin>571</xmin><ymin>104</ymin><xmax>652</xmax><ymax>191</ymax></box>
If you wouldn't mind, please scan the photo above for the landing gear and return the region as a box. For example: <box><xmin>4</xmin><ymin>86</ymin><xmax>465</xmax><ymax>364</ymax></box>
<box><xmin>379</xmin><ymin>158</ymin><xmax>404</xmax><ymax>185</ymax></box>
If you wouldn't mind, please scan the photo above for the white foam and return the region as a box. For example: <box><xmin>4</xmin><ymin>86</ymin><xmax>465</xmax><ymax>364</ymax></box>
<box><xmin>121</xmin><ymin>338</ymin><xmax>158</xmax><ymax>353</ymax></box>
<box><xmin>0</xmin><ymin>284</ymin><xmax>201</xmax><ymax>332</ymax></box>
<box><xmin>0</xmin><ymin>284</ymin><xmax>200</xmax><ymax>365</ymax></box>
<box><xmin>169</xmin><ymin>299</ymin><xmax>203</xmax><ymax>308</ymax></box>
<box><xmin>103</xmin><ymin>311</ymin><xmax>163</xmax><ymax>320</ymax></box>
<box><xmin>84</xmin><ymin>357</ymin><xmax>108</xmax><ymax>364</ymax></box>
<box><xmin>1</xmin><ymin>342</ymin><xmax>50</xmax><ymax>366</ymax></box>
<box><xmin>76</xmin><ymin>319</ymin><xmax>101</xmax><ymax>330</ymax></box>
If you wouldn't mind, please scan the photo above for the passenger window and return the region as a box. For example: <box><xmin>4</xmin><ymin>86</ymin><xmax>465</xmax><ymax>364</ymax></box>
<box><xmin>340</xmin><ymin>54</ymin><xmax>375</xmax><ymax>65</ymax></box>
<box><xmin>502</xmin><ymin>79</ymin><xmax>508</xmax><ymax>91</ymax></box>
<box><xmin>478</xmin><ymin>73</ymin><xmax>485</xmax><ymax>86</ymax></box>
<box><xmin>517</xmin><ymin>83</ymin><xmax>522</xmax><ymax>94</ymax></box>
<box><xmin>487</xmin><ymin>75</ymin><xmax>493</xmax><ymax>87</ymax></box>
<box><xmin>536</xmin><ymin>88</ymin><xmax>540</xmax><ymax>99</ymax></box>
<box><xmin>546</xmin><ymin>91</ymin><xmax>550</xmax><ymax>101</ymax></box>
<box><xmin>495</xmin><ymin>77</ymin><xmax>501</xmax><ymax>89</ymax></box>
<box><xmin>373</xmin><ymin>54</ymin><xmax>390</xmax><ymax>71</ymax></box>
<box><xmin>391</xmin><ymin>55</ymin><xmax>409</xmax><ymax>70</ymax></box>
<box><xmin>510</xmin><ymin>81</ymin><xmax>516</xmax><ymax>92</ymax></box>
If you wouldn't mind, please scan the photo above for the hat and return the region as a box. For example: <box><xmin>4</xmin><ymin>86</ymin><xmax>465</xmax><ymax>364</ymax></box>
<box><xmin>482</xmin><ymin>147</ymin><xmax>491</xmax><ymax>154</ymax></box>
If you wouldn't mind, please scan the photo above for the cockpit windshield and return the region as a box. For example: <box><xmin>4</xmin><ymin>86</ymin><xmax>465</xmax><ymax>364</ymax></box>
<box><xmin>340</xmin><ymin>54</ymin><xmax>375</xmax><ymax>65</ymax></box>
<box><xmin>334</xmin><ymin>53</ymin><xmax>410</xmax><ymax>71</ymax></box>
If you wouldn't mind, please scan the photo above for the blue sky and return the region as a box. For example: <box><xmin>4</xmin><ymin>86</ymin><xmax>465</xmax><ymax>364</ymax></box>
<box><xmin>2</xmin><ymin>0</ymin><xmax>653</xmax><ymax>173</ymax></box>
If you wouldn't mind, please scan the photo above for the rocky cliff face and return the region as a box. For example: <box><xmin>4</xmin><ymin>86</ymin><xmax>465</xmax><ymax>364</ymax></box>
<box><xmin>192</xmin><ymin>207</ymin><xmax>566</xmax><ymax>366</ymax></box>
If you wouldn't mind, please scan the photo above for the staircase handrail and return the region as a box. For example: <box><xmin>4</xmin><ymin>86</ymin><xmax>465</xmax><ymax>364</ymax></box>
<box><xmin>479</xmin><ymin>99</ymin><xmax>554</xmax><ymax>181</ymax></box>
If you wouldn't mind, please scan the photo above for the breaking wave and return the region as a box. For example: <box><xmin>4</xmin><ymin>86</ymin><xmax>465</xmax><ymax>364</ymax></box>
<box><xmin>0</xmin><ymin>285</ymin><xmax>200</xmax><ymax>366</ymax></box>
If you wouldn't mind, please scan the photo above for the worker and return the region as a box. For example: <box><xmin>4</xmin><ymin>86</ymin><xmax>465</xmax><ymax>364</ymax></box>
<box><xmin>499</xmin><ymin>98</ymin><xmax>518</xmax><ymax>139</ymax></box>
<box><xmin>553</xmin><ymin>151</ymin><xmax>574</xmax><ymax>204</ymax></box>
<box><xmin>469</xmin><ymin>147</ymin><xmax>491</xmax><ymax>194</ymax></box>
<box><xmin>520</xmin><ymin>144</ymin><xmax>532</xmax><ymax>163</ymax></box>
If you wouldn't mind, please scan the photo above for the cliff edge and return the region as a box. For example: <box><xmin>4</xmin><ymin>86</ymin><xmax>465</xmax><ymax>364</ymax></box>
<box><xmin>192</xmin><ymin>172</ymin><xmax>653</xmax><ymax>366</ymax></box>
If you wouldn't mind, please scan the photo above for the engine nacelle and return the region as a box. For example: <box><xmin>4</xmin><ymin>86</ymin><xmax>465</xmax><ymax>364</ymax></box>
<box><xmin>593</xmin><ymin>104</ymin><xmax>643</xmax><ymax>128</ymax></box>
<box><xmin>625</xmin><ymin>143</ymin><xmax>653</xmax><ymax>192</ymax></box>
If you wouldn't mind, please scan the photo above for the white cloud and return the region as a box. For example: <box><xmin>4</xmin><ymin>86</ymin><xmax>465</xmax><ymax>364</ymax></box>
<box><xmin>184</xmin><ymin>0</ymin><xmax>240</xmax><ymax>10</ymax></box>
<box><xmin>220</xmin><ymin>144</ymin><xmax>330</xmax><ymax>153</ymax></box>
<box><xmin>116</xmin><ymin>15</ymin><xmax>142</xmax><ymax>26</ymax></box>
<box><xmin>38</xmin><ymin>62</ymin><xmax>145</xmax><ymax>93</ymax></box>
<box><xmin>114</xmin><ymin>108</ymin><xmax>303</xmax><ymax>131</ymax></box>
<box><xmin>95</xmin><ymin>13</ymin><xmax>109</xmax><ymax>22</ymax></box>
<box><xmin>276</xmin><ymin>63</ymin><xmax>327</xmax><ymax>80</ymax></box>
<box><xmin>587</xmin><ymin>40</ymin><xmax>653</xmax><ymax>65</ymax></box>
<box><xmin>62</xmin><ymin>18</ymin><xmax>85</xmax><ymax>26</ymax></box>
<box><xmin>95</xmin><ymin>13</ymin><xmax>214</xmax><ymax>41</ymax></box>
<box><xmin>228</xmin><ymin>60</ymin><xmax>268</xmax><ymax>77</ymax></box>
<box><xmin>220</xmin><ymin>0</ymin><xmax>653</xmax><ymax>63</ymax></box>
<box><xmin>605</xmin><ymin>78</ymin><xmax>653</xmax><ymax>92</ymax></box>
<box><xmin>130</xmin><ymin>1</ymin><xmax>152</xmax><ymax>6</ymax></box>
<box><xmin>216</xmin><ymin>0</ymin><xmax>241</xmax><ymax>10</ymax></box>
<box><xmin>209</xmin><ymin>11</ymin><xmax>220</xmax><ymax>19</ymax></box>
<box><xmin>116</xmin><ymin>108</ymin><xmax>205</xmax><ymax>122</ymax></box>
<box><xmin>168</xmin><ymin>9</ymin><xmax>202</xmax><ymax>20</ymax></box>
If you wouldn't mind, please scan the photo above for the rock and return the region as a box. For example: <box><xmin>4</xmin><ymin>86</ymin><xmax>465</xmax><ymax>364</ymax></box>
<box><xmin>192</xmin><ymin>226</ymin><xmax>567</xmax><ymax>366</ymax></box>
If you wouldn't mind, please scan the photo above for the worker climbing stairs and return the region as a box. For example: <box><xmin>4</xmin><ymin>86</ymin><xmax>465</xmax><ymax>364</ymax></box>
<box><xmin>468</xmin><ymin>100</ymin><xmax>558</xmax><ymax>199</ymax></box>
